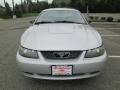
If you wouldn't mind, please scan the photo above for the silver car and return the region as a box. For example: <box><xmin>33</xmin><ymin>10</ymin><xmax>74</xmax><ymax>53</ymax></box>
<box><xmin>16</xmin><ymin>8</ymin><xmax>107</xmax><ymax>80</ymax></box>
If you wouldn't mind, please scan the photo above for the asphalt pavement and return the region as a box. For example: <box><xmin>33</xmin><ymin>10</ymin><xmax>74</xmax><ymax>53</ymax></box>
<box><xmin>0</xmin><ymin>17</ymin><xmax>120</xmax><ymax>90</ymax></box>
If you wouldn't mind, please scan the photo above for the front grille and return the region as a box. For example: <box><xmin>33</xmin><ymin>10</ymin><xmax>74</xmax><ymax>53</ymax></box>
<box><xmin>41</xmin><ymin>51</ymin><xmax>82</xmax><ymax>60</ymax></box>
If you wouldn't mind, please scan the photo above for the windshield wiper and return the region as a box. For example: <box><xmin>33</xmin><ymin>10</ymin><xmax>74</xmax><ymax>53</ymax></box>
<box><xmin>53</xmin><ymin>21</ymin><xmax>84</xmax><ymax>24</ymax></box>
<box><xmin>35</xmin><ymin>21</ymin><xmax>53</xmax><ymax>24</ymax></box>
<box><xmin>35</xmin><ymin>21</ymin><xmax>85</xmax><ymax>25</ymax></box>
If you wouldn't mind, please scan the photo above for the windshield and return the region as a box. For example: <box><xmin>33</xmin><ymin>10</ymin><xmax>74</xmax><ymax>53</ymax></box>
<box><xmin>35</xmin><ymin>10</ymin><xmax>87</xmax><ymax>24</ymax></box>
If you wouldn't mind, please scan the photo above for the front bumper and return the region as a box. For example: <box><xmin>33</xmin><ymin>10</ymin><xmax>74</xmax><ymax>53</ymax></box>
<box><xmin>16</xmin><ymin>51</ymin><xmax>107</xmax><ymax>80</ymax></box>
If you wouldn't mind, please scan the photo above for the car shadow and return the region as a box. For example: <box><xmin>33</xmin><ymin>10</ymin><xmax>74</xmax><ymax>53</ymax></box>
<box><xmin>24</xmin><ymin>75</ymin><xmax>101</xmax><ymax>87</ymax></box>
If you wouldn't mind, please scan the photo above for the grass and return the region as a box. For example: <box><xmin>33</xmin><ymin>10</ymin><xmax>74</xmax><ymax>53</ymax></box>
<box><xmin>22</xmin><ymin>13</ymin><xmax>39</xmax><ymax>17</ymax></box>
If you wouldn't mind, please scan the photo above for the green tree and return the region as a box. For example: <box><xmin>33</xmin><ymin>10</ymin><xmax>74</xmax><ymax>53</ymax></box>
<box><xmin>60</xmin><ymin>2</ymin><xmax>67</xmax><ymax>7</ymax></box>
<box><xmin>21</xmin><ymin>3</ymin><xmax>26</xmax><ymax>13</ymax></box>
<box><xmin>69</xmin><ymin>0</ymin><xmax>85</xmax><ymax>12</ymax></box>
<box><xmin>5</xmin><ymin>2</ymin><xmax>12</xmax><ymax>18</ymax></box>
<box><xmin>31</xmin><ymin>2</ymin><xmax>38</xmax><ymax>13</ymax></box>
<box><xmin>70</xmin><ymin>0</ymin><xmax>78</xmax><ymax>9</ymax></box>
<box><xmin>79</xmin><ymin>0</ymin><xmax>100</xmax><ymax>12</ymax></box>
<box><xmin>0</xmin><ymin>5</ymin><xmax>6</xmax><ymax>18</ymax></box>
<box><xmin>15</xmin><ymin>4</ymin><xmax>22</xmax><ymax>18</ymax></box>
<box><xmin>51</xmin><ymin>1</ymin><xmax>57</xmax><ymax>8</ymax></box>
<box><xmin>37</xmin><ymin>1</ymin><xmax>49</xmax><ymax>13</ymax></box>
<box><xmin>27</xmin><ymin>0</ymin><xmax>33</xmax><ymax>13</ymax></box>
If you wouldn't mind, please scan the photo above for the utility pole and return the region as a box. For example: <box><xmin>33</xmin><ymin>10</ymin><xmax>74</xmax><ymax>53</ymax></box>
<box><xmin>21</xmin><ymin>0</ymin><xmax>23</xmax><ymax>4</ymax></box>
<box><xmin>4</xmin><ymin>0</ymin><xmax>6</xmax><ymax>7</ymax></box>
<box><xmin>4</xmin><ymin>0</ymin><xmax>6</xmax><ymax>4</ymax></box>
<box><xmin>12</xmin><ymin>0</ymin><xmax>16</xmax><ymax>19</ymax></box>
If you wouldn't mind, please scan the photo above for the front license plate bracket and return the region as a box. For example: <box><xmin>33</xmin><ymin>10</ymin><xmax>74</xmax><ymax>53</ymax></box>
<box><xmin>51</xmin><ymin>65</ymin><xmax>73</xmax><ymax>76</ymax></box>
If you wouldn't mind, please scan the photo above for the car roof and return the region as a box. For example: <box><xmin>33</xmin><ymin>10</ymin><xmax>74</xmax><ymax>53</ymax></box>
<box><xmin>43</xmin><ymin>8</ymin><xmax>79</xmax><ymax>12</ymax></box>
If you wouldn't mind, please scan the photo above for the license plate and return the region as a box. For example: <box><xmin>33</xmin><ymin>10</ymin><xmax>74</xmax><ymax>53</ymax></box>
<box><xmin>52</xmin><ymin>65</ymin><xmax>72</xmax><ymax>76</ymax></box>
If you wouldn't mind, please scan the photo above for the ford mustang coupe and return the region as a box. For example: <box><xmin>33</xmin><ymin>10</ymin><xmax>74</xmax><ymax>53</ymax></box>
<box><xmin>16</xmin><ymin>8</ymin><xmax>107</xmax><ymax>80</ymax></box>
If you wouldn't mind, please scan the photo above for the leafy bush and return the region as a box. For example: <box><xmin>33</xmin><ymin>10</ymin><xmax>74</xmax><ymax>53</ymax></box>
<box><xmin>89</xmin><ymin>16</ymin><xmax>94</xmax><ymax>20</ymax></box>
<box><xmin>0</xmin><ymin>9</ymin><xmax>5</xmax><ymax>18</ymax></box>
<box><xmin>117</xmin><ymin>19</ymin><xmax>120</xmax><ymax>22</ymax></box>
<box><xmin>101</xmin><ymin>17</ymin><xmax>106</xmax><ymax>21</ymax></box>
<box><xmin>0</xmin><ymin>9</ymin><xmax>11</xmax><ymax>19</ymax></box>
<box><xmin>94</xmin><ymin>16</ymin><xmax>99</xmax><ymax>20</ymax></box>
<box><xmin>107</xmin><ymin>17</ymin><xmax>114</xmax><ymax>22</ymax></box>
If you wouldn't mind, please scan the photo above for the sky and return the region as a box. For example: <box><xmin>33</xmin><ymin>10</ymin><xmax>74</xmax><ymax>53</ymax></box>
<box><xmin>0</xmin><ymin>0</ymin><xmax>53</xmax><ymax>7</ymax></box>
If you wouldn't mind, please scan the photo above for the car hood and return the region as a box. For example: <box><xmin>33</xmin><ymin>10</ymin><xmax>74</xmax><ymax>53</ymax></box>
<box><xmin>21</xmin><ymin>23</ymin><xmax>102</xmax><ymax>51</ymax></box>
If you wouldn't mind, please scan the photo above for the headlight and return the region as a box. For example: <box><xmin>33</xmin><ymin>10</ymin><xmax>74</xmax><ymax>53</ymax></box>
<box><xmin>19</xmin><ymin>46</ymin><xmax>39</xmax><ymax>59</ymax></box>
<box><xmin>85</xmin><ymin>45</ymin><xmax>105</xmax><ymax>58</ymax></box>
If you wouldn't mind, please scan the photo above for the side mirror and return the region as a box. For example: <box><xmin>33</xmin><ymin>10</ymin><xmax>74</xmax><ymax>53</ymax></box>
<box><xmin>30</xmin><ymin>20</ymin><xmax>35</xmax><ymax>24</ymax></box>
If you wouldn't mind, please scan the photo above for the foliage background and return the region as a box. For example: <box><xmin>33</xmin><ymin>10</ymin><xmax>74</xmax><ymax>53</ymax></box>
<box><xmin>0</xmin><ymin>0</ymin><xmax>120</xmax><ymax>18</ymax></box>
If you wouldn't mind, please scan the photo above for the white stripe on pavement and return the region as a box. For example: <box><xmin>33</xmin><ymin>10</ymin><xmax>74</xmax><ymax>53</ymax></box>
<box><xmin>107</xmin><ymin>28</ymin><xmax>120</xmax><ymax>29</ymax></box>
<box><xmin>101</xmin><ymin>35</ymin><xmax>120</xmax><ymax>37</ymax></box>
<box><xmin>96</xmin><ymin>28</ymin><xmax>120</xmax><ymax>30</ymax></box>
<box><xmin>108</xmin><ymin>55</ymin><xmax>120</xmax><ymax>58</ymax></box>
